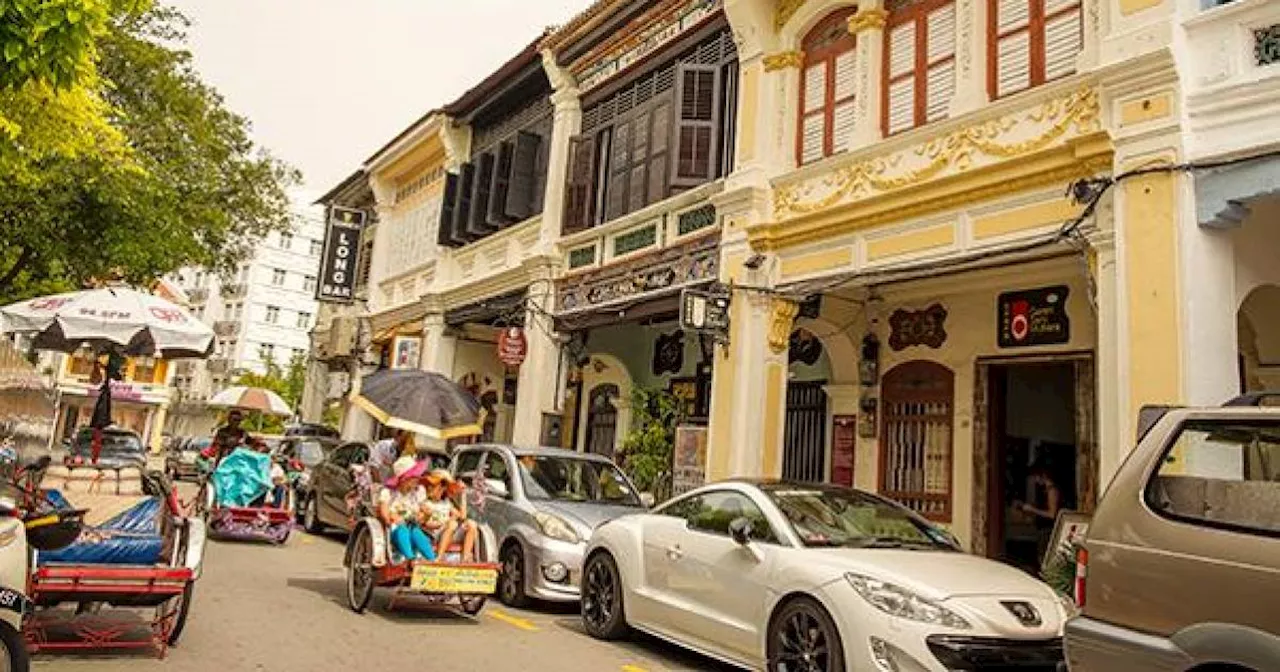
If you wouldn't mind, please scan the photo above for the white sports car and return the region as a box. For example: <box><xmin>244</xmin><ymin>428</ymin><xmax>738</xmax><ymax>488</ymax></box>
<box><xmin>580</xmin><ymin>480</ymin><xmax>1072</xmax><ymax>672</ymax></box>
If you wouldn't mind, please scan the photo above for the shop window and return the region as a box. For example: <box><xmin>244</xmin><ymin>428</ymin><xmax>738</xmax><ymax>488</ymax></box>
<box><xmin>68</xmin><ymin>349</ymin><xmax>98</xmax><ymax>378</ymax></box>
<box><xmin>989</xmin><ymin>0</ymin><xmax>1082</xmax><ymax>99</ymax></box>
<box><xmin>798</xmin><ymin>8</ymin><xmax>859</xmax><ymax>164</ymax></box>
<box><xmin>879</xmin><ymin>360</ymin><xmax>954</xmax><ymax>521</ymax></box>
<box><xmin>884</xmin><ymin>0</ymin><xmax>957</xmax><ymax>135</ymax></box>
<box><xmin>132</xmin><ymin>357</ymin><xmax>158</xmax><ymax>384</ymax></box>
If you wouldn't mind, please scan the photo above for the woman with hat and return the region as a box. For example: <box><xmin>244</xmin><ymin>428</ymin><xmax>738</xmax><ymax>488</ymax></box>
<box><xmin>423</xmin><ymin>469</ymin><xmax>477</xmax><ymax>562</ymax></box>
<box><xmin>378</xmin><ymin>456</ymin><xmax>437</xmax><ymax>562</ymax></box>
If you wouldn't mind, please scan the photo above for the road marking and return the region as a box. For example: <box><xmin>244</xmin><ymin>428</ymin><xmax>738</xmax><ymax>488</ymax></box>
<box><xmin>487</xmin><ymin>609</ymin><xmax>539</xmax><ymax>631</ymax></box>
<box><xmin>298</xmin><ymin>535</ymin><xmax>314</xmax><ymax>544</ymax></box>
<box><xmin>621</xmin><ymin>666</ymin><xmax>649</xmax><ymax>672</ymax></box>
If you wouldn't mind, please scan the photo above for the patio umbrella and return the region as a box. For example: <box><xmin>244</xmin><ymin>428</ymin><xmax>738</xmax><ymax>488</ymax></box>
<box><xmin>350</xmin><ymin>369</ymin><xmax>482</xmax><ymax>440</ymax></box>
<box><xmin>207</xmin><ymin>386</ymin><xmax>293</xmax><ymax>417</ymax></box>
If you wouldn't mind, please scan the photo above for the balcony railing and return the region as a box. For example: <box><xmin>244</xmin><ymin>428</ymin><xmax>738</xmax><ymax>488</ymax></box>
<box><xmin>187</xmin><ymin>287</ymin><xmax>208</xmax><ymax>303</ymax></box>
<box><xmin>213</xmin><ymin>320</ymin><xmax>240</xmax><ymax>338</ymax></box>
<box><xmin>221</xmin><ymin>283</ymin><xmax>247</xmax><ymax>299</ymax></box>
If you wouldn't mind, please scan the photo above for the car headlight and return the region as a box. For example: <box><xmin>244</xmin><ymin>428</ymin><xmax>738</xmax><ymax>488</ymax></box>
<box><xmin>533</xmin><ymin>512</ymin><xmax>579</xmax><ymax>544</ymax></box>
<box><xmin>845</xmin><ymin>573</ymin><xmax>971</xmax><ymax>629</ymax></box>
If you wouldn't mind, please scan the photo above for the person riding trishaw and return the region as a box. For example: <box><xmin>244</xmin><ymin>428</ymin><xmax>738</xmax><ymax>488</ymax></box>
<box><xmin>423</xmin><ymin>468</ymin><xmax>478</xmax><ymax>562</ymax></box>
<box><xmin>377</xmin><ymin>459</ymin><xmax>478</xmax><ymax>564</ymax></box>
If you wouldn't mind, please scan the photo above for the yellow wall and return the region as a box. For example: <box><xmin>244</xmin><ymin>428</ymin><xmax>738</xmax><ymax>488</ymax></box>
<box><xmin>1122</xmin><ymin>169</ymin><xmax>1183</xmax><ymax>409</ymax></box>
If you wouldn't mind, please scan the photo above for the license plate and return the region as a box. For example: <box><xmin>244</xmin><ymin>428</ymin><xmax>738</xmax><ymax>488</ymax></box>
<box><xmin>409</xmin><ymin>564</ymin><xmax>498</xmax><ymax>594</ymax></box>
<box><xmin>0</xmin><ymin>587</ymin><xmax>29</xmax><ymax>615</ymax></box>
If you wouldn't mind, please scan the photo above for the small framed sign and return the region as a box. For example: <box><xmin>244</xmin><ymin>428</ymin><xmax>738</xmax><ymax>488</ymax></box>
<box><xmin>999</xmin><ymin>286</ymin><xmax>1071</xmax><ymax>348</ymax></box>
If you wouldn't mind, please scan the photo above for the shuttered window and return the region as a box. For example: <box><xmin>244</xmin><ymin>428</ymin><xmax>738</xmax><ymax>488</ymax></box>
<box><xmin>798</xmin><ymin>8</ymin><xmax>858</xmax><ymax>165</ymax></box>
<box><xmin>989</xmin><ymin>0</ymin><xmax>1082</xmax><ymax>99</ymax></box>
<box><xmin>674</xmin><ymin>62</ymin><xmax>720</xmax><ymax>186</ymax></box>
<box><xmin>438</xmin><ymin>172</ymin><xmax>463</xmax><ymax>247</ymax></box>
<box><xmin>466</xmin><ymin>152</ymin><xmax>496</xmax><ymax>237</ymax></box>
<box><xmin>884</xmin><ymin>0</ymin><xmax>957</xmax><ymax>136</ymax></box>
<box><xmin>879</xmin><ymin>360</ymin><xmax>954</xmax><ymax>522</ymax></box>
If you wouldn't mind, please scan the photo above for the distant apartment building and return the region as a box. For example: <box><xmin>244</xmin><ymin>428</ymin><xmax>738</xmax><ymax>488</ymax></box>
<box><xmin>167</xmin><ymin>205</ymin><xmax>325</xmax><ymax>436</ymax></box>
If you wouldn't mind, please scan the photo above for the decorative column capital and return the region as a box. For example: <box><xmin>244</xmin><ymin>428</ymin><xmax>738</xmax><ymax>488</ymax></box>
<box><xmin>767</xmin><ymin>299</ymin><xmax>800</xmax><ymax>354</ymax></box>
<box><xmin>763</xmin><ymin>50</ymin><xmax>804</xmax><ymax>72</ymax></box>
<box><xmin>847</xmin><ymin>8</ymin><xmax>888</xmax><ymax>35</ymax></box>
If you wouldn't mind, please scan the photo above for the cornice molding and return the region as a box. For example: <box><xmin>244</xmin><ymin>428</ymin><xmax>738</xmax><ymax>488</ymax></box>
<box><xmin>847</xmin><ymin>8</ymin><xmax>888</xmax><ymax>34</ymax></box>
<box><xmin>763</xmin><ymin>50</ymin><xmax>804</xmax><ymax>71</ymax></box>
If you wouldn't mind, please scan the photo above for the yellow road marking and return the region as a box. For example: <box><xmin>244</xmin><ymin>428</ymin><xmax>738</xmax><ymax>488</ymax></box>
<box><xmin>487</xmin><ymin>609</ymin><xmax>539</xmax><ymax>631</ymax></box>
<box><xmin>298</xmin><ymin>535</ymin><xmax>314</xmax><ymax>544</ymax></box>
<box><xmin>621</xmin><ymin>666</ymin><xmax>649</xmax><ymax>672</ymax></box>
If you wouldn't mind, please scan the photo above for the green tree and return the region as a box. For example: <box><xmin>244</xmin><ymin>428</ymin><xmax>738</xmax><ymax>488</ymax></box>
<box><xmin>231</xmin><ymin>350</ymin><xmax>307</xmax><ymax>434</ymax></box>
<box><xmin>617</xmin><ymin>387</ymin><xmax>686</xmax><ymax>502</ymax></box>
<box><xmin>0</xmin><ymin>0</ymin><xmax>136</xmax><ymax>91</ymax></box>
<box><xmin>0</xmin><ymin>3</ymin><xmax>297</xmax><ymax>302</ymax></box>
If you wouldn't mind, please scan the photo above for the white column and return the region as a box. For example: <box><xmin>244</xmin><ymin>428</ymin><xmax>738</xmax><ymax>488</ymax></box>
<box><xmin>512</xmin><ymin>256</ymin><xmax>563</xmax><ymax>447</ymax></box>
<box><xmin>1178</xmin><ymin>197</ymin><xmax>1239</xmax><ymax>406</ymax></box>
<box><xmin>1090</xmin><ymin>227</ymin><xmax>1124</xmax><ymax>494</ymax></box>
<box><xmin>539</xmin><ymin>49</ymin><xmax>582</xmax><ymax>248</ymax></box>
<box><xmin>419</xmin><ymin>295</ymin><xmax>457</xmax><ymax>377</ymax></box>
<box><xmin>949</xmin><ymin>0</ymin><xmax>990</xmax><ymax>117</ymax></box>
<box><xmin>849</xmin><ymin>4</ymin><xmax>888</xmax><ymax>149</ymax></box>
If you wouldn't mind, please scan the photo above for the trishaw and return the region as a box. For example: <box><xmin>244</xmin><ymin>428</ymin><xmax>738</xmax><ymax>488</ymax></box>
<box><xmin>12</xmin><ymin>457</ymin><xmax>204</xmax><ymax>659</ymax></box>
<box><xmin>192</xmin><ymin>453</ymin><xmax>293</xmax><ymax>545</ymax></box>
<box><xmin>342</xmin><ymin>475</ymin><xmax>499</xmax><ymax>616</ymax></box>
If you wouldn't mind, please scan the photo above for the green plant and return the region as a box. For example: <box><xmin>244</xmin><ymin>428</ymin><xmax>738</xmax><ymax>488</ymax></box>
<box><xmin>1041</xmin><ymin>540</ymin><xmax>1083</xmax><ymax>597</ymax></box>
<box><xmin>618</xmin><ymin>386</ymin><xmax>685</xmax><ymax>502</ymax></box>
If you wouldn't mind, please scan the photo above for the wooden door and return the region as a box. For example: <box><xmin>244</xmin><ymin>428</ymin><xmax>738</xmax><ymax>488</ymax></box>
<box><xmin>879</xmin><ymin>360</ymin><xmax>955</xmax><ymax>521</ymax></box>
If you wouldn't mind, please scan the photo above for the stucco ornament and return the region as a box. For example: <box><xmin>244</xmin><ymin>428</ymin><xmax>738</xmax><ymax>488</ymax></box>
<box><xmin>773</xmin><ymin>86</ymin><xmax>1103</xmax><ymax>218</ymax></box>
<box><xmin>846</xmin><ymin>8</ymin><xmax>887</xmax><ymax>34</ymax></box>
<box><xmin>763</xmin><ymin>51</ymin><xmax>804</xmax><ymax>71</ymax></box>
<box><xmin>767</xmin><ymin>299</ymin><xmax>801</xmax><ymax>354</ymax></box>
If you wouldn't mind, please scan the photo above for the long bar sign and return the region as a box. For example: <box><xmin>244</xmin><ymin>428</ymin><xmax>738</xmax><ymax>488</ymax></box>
<box><xmin>317</xmin><ymin>206</ymin><xmax>365</xmax><ymax>302</ymax></box>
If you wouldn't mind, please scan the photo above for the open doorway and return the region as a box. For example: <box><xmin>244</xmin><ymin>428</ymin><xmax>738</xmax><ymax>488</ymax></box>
<box><xmin>986</xmin><ymin>361</ymin><xmax>1078</xmax><ymax>572</ymax></box>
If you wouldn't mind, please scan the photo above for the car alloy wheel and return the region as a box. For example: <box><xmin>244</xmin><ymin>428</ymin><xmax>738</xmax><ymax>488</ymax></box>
<box><xmin>581</xmin><ymin>553</ymin><xmax>629</xmax><ymax>640</ymax></box>
<box><xmin>769</xmin><ymin>597</ymin><xmax>845</xmax><ymax>672</ymax></box>
<box><xmin>499</xmin><ymin>543</ymin><xmax>529</xmax><ymax>608</ymax></box>
<box><xmin>303</xmin><ymin>496</ymin><xmax>323</xmax><ymax>534</ymax></box>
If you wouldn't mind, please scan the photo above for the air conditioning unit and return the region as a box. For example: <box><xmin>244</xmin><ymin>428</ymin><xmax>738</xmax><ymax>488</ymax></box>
<box><xmin>328</xmin><ymin>317</ymin><xmax>358</xmax><ymax>358</ymax></box>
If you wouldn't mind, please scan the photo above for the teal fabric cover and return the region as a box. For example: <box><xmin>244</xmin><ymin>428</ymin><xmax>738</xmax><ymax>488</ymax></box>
<box><xmin>213</xmin><ymin>448</ymin><xmax>270</xmax><ymax>507</ymax></box>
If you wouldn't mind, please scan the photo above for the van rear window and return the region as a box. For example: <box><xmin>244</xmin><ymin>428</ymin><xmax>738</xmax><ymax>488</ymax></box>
<box><xmin>1145</xmin><ymin>420</ymin><xmax>1280</xmax><ymax>535</ymax></box>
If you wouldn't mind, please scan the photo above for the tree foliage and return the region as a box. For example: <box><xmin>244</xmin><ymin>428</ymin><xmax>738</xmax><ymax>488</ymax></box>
<box><xmin>0</xmin><ymin>0</ymin><xmax>122</xmax><ymax>91</ymax></box>
<box><xmin>0</xmin><ymin>3</ymin><xmax>298</xmax><ymax>303</ymax></box>
<box><xmin>618</xmin><ymin>387</ymin><xmax>685</xmax><ymax>502</ymax></box>
<box><xmin>231</xmin><ymin>350</ymin><xmax>306</xmax><ymax>434</ymax></box>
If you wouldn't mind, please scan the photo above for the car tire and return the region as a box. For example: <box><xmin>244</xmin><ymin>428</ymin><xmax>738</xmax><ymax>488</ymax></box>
<box><xmin>303</xmin><ymin>495</ymin><xmax>325</xmax><ymax>535</ymax></box>
<box><xmin>498</xmin><ymin>542</ymin><xmax>530</xmax><ymax>608</ymax></box>
<box><xmin>0</xmin><ymin>620</ymin><xmax>29</xmax><ymax>672</ymax></box>
<box><xmin>581</xmin><ymin>552</ymin><xmax>629</xmax><ymax>640</ymax></box>
<box><xmin>767</xmin><ymin>597</ymin><xmax>846</xmax><ymax>672</ymax></box>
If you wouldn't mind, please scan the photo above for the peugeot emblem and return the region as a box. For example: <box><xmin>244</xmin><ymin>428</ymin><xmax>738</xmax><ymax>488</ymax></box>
<box><xmin>1001</xmin><ymin>601</ymin><xmax>1042</xmax><ymax>626</ymax></box>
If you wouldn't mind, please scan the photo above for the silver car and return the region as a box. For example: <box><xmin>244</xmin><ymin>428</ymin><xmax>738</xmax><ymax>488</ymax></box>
<box><xmin>450</xmin><ymin>445</ymin><xmax>650</xmax><ymax>607</ymax></box>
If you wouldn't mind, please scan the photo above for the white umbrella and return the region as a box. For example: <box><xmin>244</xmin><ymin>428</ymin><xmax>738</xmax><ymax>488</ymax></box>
<box><xmin>207</xmin><ymin>386</ymin><xmax>292</xmax><ymax>417</ymax></box>
<box><xmin>0</xmin><ymin>286</ymin><xmax>214</xmax><ymax>359</ymax></box>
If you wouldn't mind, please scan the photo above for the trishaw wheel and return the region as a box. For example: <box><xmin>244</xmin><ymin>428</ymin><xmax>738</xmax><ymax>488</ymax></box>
<box><xmin>346</xmin><ymin>527</ymin><xmax>375</xmax><ymax>614</ymax></box>
<box><xmin>165</xmin><ymin>582</ymin><xmax>194</xmax><ymax>646</ymax></box>
<box><xmin>0</xmin><ymin>620</ymin><xmax>29</xmax><ymax>672</ymax></box>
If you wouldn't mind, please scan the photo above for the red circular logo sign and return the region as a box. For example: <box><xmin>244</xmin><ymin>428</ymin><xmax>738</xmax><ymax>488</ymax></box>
<box><xmin>1009</xmin><ymin>300</ymin><xmax>1031</xmax><ymax>341</ymax></box>
<box><xmin>496</xmin><ymin>327</ymin><xmax>527</xmax><ymax>367</ymax></box>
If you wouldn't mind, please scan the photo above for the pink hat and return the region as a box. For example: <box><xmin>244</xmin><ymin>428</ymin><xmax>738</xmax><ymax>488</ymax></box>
<box><xmin>384</xmin><ymin>456</ymin><xmax>428</xmax><ymax>488</ymax></box>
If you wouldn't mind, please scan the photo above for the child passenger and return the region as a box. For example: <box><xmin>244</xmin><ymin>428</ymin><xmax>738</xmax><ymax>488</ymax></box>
<box><xmin>378</xmin><ymin>457</ymin><xmax>436</xmax><ymax>562</ymax></box>
<box><xmin>423</xmin><ymin>469</ymin><xmax>477</xmax><ymax>562</ymax></box>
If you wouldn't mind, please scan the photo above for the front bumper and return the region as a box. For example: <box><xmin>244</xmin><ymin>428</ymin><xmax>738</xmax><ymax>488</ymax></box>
<box><xmin>523</xmin><ymin>536</ymin><xmax>587</xmax><ymax>602</ymax></box>
<box><xmin>1065</xmin><ymin>616</ymin><xmax>1192</xmax><ymax>672</ymax></box>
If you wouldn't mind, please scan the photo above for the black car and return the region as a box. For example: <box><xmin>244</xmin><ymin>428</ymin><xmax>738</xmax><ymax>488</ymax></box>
<box><xmin>66</xmin><ymin>427</ymin><xmax>147</xmax><ymax>470</ymax></box>
<box><xmin>300</xmin><ymin>441</ymin><xmax>449</xmax><ymax>535</ymax></box>
<box><xmin>275</xmin><ymin>436</ymin><xmax>339</xmax><ymax>521</ymax></box>
<box><xmin>283</xmin><ymin>423</ymin><xmax>340</xmax><ymax>440</ymax></box>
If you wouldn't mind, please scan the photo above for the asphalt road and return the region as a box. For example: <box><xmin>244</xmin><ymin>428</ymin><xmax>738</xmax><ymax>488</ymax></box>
<box><xmin>33</xmin><ymin>517</ymin><xmax>738</xmax><ymax>672</ymax></box>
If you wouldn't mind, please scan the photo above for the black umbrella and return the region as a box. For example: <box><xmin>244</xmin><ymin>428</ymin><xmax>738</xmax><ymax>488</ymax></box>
<box><xmin>350</xmin><ymin>369</ymin><xmax>482</xmax><ymax>439</ymax></box>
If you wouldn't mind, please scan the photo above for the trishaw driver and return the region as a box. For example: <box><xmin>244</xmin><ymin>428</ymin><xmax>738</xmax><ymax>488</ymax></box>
<box><xmin>210</xmin><ymin>410</ymin><xmax>249</xmax><ymax>461</ymax></box>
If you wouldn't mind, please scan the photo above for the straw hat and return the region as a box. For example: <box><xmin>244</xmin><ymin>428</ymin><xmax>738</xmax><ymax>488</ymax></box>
<box><xmin>423</xmin><ymin>468</ymin><xmax>454</xmax><ymax>486</ymax></box>
<box><xmin>385</xmin><ymin>456</ymin><xmax>426</xmax><ymax>488</ymax></box>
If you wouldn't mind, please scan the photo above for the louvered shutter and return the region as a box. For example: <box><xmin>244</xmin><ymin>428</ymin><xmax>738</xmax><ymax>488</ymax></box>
<box><xmin>437</xmin><ymin>171</ymin><xmax>460</xmax><ymax>247</ymax></box>
<box><xmin>466</xmin><ymin>152</ymin><xmax>496</xmax><ymax>237</ymax></box>
<box><xmin>995</xmin><ymin>0</ymin><xmax>1031</xmax><ymax>98</ymax></box>
<box><xmin>831</xmin><ymin>50</ymin><xmax>857</xmax><ymax>154</ymax></box>
<box><xmin>628</xmin><ymin>108</ymin><xmax>650</xmax><ymax>212</ymax></box>
<box><xmin>606</xmin><ymin>120</ymin><xmax>632</xmax><ymax>220</ymax></box>
<box><xmin>487</xmin><ymin>141</ymin><xmax>514</xmax><ymax>228</ymax></box>
<box><xmin>887</xmin><ymin>22</ymin><xmax>917</xmax><ymax>134</ymax></box>
<box><xmin>800</xmin><ymin>61</ymin><xmax>828</xmax><ymax>164</ymax></box>
<box><xmin>562</xmin><ymin>135</ymin><xmax>596</xmax><ymax>234</ymax></box>
<box><xmin>925</xmin><ymin>4</ymin><xmax>956</xmax><ymax>123</ymax></box>
<box><xmin>1043</xmin><ymin>2</ymin><xmax>1082</xmax><ymax>82</ymax></box>
<box><xmin>648</xmin><ymin>96</ymin><xmax>672</xmax><ymax>203</ymax></box>
<box><xmin>673</xmin><ymin>63</ymin><xmax>720</xmax><ymax>186</ymax></box>
<box><xmin>452</xmin><ymin>162</ymin><xmax>475</xmax><ymax>243</ymax></box>
<box><xmin>505</xmin><ymin>131</ymin><xmax>541</xmax><ymax>222</ymax></box>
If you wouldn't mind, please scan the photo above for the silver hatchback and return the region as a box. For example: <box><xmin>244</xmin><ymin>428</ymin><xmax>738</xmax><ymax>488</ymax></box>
<box><xmin>450</xmin><ymin>445</ymin><xmax>649</xmax><ymax>606</ymax></box>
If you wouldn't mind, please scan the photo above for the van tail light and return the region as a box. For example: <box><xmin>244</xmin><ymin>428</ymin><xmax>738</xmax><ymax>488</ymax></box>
<box><xmin>1074</xmin><ymin>546</ymin><xmax>1088</xmax><ymax>608</ymax></box>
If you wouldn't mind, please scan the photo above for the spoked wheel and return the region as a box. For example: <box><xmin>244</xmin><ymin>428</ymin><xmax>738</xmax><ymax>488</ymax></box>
<box><xmin>159</xmin><ymin>582</ymin><xmax>194</xmax><ymax>646</ymax></box>
<box><xmin>498</xmin><ymin>543</ymin><xmax>529</xmax><ymax>608</ymax></box>
<box><xmin>581</xmin><ymin>552</ymin><xmax>629</xmax><ymax>640</ymax></box>
<box><xmin>0</xmin><ymin>621</ymin><xmax>29</xmax><ymax>672</ymax></box>
<box><xmin>767</xmin><ymin>597</ymin><xmax>845</xmax><ymax>672</ymax></box>
<box><xmin>346</xmin><ymin>527</ymin><xmax>375</xmax><ymax>613</ymax></box>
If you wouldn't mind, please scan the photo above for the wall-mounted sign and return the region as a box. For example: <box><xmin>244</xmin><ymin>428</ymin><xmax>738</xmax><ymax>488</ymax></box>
<box><xmin>652</xmin><ymin>330</ymin><xmax>685</xmax><ymax>376</ymax></box>
<box><xmin>496</xmin><ymin>327</ymin><xmax>528</xmax><ymax>367</ymax></box>
<box><xmin>679</xmin><ymin>288</ymin><xmax>731</xmax><ymax>334</ymax></box>
<box><xmin>391</xmin><ymin>336</ymin><xmax>421</xmax><ymax>370</ymax></box>
<box><xmin>672</xmin><ymin>425</ymin><xmax>708</xmax><ymax>496</ymax></box>
<box><xmin>789</xmin><ymin>328</ymin><xmax>824</xmax><ymax>366</ymax></box>
<box><xmin>316</xmin><ymin>206</ymin><xmax>366</xmax><ymax>303</ymax></box>
<box><xmin>998</xmin><ymin>286</ymin><xmax>1070</xmax><ymax>348</ymax></box>
<box><xmin>888</xmin><ymin>304</ymin><xmax>948</xmax><ymax>351</ymax></box>
<box><xmin>831</xmin><ymin>415</ymin><xmax>856</xmax><ymax>487</ymax></box>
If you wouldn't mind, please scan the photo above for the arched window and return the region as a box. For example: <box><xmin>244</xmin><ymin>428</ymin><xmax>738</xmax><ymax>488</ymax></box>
<box><xmin>798</xmin><ymin>8</ymin><xmax>859</xmax><ymax>165</ymax></box>
<box><xmin>883</xmin><ymin>0</ymin><xmax>957</xmax><ymax>135</ymax></box>
<box><xmin>988</xmin><ymin>0</ymin><xmax>1082</xmax><ymax>99</ymax></box>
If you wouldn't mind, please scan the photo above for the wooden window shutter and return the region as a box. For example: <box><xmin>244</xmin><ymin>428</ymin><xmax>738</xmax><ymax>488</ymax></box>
<box><xmin>831</xmin><ymin>50</ymin><xmax>857</xmax><ymax>154</ymax></box>
<box><xmin>1043</xmin><ymin>0</ymin><xmax>1082</xmax><ymax>82</ymax></box>
<box><xmin>718</xmin><ymin>61</ymin><xmax>738</xmax><ymax>178</ymax></box>
<box><xmin>990</xmin><ymin>0</ymin><xmax>1081</xmax><ymax>100</ymax></box>
<box><xmin>452</xmin><ymin>162</ymin><xmax>475</xmax><ymax>243</ymax></box>
<box><xmin>606</xmin><ymin>120</ymin><xmax>632</xmax><ymax>220</ymax></box>
<box><xmin>800</xmin><ymin>61</ymin><xmax>828</xmax><ymax>164</ymax></box>
<box><xmin>924</xmin><ymin>4</ymin><xmax>957</xmax><ymax>123</ymax></box>
<box><xmin>672</xmin><ymin>62</ymin><xmax>720</xmax><ymax>187</ymax></box>
<box><xmin>647</xmin><ymin>95</ymin><xmax>672</xmax><ymax>203</ymax></box>
<box><xmin>993</xmin><ymin>0</ymin><xmax>1032</xmax><ymax>98</ymax></box>
<box><xmin>437</xmin><ymin>171</ymin><xmax>460</xmax><ymax>247</ymax></box>
<box><xmin>628</xmin><ymin>107</ymin><xmax>651</xmax><ymax>213</ymax></box>
<box><xmin>487</xmin><ymin>141</ymin><xmax>514</xmax><ymax>228</ymax></box>
<box><xmin>466</xmin><ymin>152</ymin><xmax>496</xmax><ymax>237</ymax></box>
<box><xmin>505</xmin><ymin>131</ymin><xmax>542</xmax><ymax>222</ymax></box>
<box><xmin>562</xmin><ymin>134</ymin><xmax>597</xmax><ymax>234</ymax></box>
<box><xmin>885</xmin><ymin>21</ymin><xmax>917</xmax><ymax>135</ymax></box>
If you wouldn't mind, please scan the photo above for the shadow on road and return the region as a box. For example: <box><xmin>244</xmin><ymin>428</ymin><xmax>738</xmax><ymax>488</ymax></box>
<box><xmin>549</xmin><ymin>616</ymin><xmax>738</xmax><ymax>671</ymax></box>
<box><xmin>284</xmin><ymin>576</ymin><xmax>484</xmax><ymax>626</ymax></box>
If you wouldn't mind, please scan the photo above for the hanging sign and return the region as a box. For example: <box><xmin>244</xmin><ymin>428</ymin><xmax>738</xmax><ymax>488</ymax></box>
<box><xmin>679</xmin><ymin>288</ymin><xmax>730</xmax><ymax>334</ymax></box>
<box><xmin>496</xmin><ymin>327</ymin><xmax>527</xmax><ymax>367</ymax></box>
<box><xmin>316</xmin><ymin>206</ymin><xmax>366</xmax><ymax>303</ymax></box>
<box><xmin>831</xmin><ymin>415</ymin><xmax>856</xmax><ymax>487</ymax></box>
<box><xmin>998</xmin><ymin>286</ymin><xmax>1070</xmax><ymax>348</ymax></box>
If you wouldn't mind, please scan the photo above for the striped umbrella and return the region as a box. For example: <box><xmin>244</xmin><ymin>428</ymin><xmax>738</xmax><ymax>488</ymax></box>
<box><xmin>351</xmin><ymin>369</ymin><xmax>482</xmax><ymax>440</ymax></box>
<box><xmin>207</xmin><ymin>386</ymin><xmax>293</xmax><ymax>417</ymax></box>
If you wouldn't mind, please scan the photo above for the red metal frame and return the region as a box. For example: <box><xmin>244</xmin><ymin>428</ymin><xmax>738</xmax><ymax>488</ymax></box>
<box><xmin>217</xmin><ymin>506</ymin><xmax>292</xmax><ymax>523</ymax></box>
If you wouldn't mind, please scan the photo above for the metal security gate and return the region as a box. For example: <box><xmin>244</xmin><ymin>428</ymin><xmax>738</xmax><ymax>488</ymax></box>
<box><xmin>586</xmin><ymin>384</ymin><xmax>618</xmax><ymax>458</ymax></box>
<box><xmin>880</xmin><ymin>361</ymin><xmax>954</xmax><ymax>521</ymax></box>
<box><xmin>784</xmin><ymin>381</ymin><xmax>828</xmax><ymax>483</ymax></box>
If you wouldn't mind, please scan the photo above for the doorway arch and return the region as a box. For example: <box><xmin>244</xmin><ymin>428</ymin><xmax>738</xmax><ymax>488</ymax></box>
<box><xmin>575</xmin><ymin>353</ymin><xmax>633</xmax><ymax>455</ymax></box>
<box><xmin>1238</xmin><ymin>284</ymin><xmax>1280</xmax><ymax>392</ymax></box>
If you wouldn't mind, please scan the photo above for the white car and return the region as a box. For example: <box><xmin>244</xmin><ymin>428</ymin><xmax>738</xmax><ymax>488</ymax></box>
<box><xmin>580</xmin><ymin>480</ymin><xmax>1072</xmax><ymax>672</ymax></box>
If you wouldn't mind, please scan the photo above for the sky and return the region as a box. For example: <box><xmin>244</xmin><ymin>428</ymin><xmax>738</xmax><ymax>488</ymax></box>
<box><xmin>166</xmin><ymin>0</ymin><xmax>589</xmax><ymax>200</ymax></box>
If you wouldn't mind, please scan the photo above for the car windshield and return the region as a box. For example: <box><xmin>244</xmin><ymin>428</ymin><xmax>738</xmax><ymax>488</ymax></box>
<box><xmin>74</xmin><ymin>431</ymin><xmax>143</xmax><ymax>456</ymax></box>
<box><xmin>765</xmin><ymin>486</ymin><xmax>957</xmax><ymax>550</ymax></box>
<box><xmin>517</xmin><ymin>455</ymin><xmax>641</xmax><ymax>506</ymax></box>
<box><xmin>296</xmin><ymin>441</ymin><xmax>327</xmax><ymax>467</ymax></box>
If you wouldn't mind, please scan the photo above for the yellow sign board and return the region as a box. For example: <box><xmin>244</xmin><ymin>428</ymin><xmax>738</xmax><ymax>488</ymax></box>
<box><xmin>409</xmin><ymin>565</ymin><xmax>498</xmax><ymax>594</ymax></box>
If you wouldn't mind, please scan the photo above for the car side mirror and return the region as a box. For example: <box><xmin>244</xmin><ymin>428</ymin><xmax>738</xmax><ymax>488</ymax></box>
<box><xmin>639</xmin><ymin>492</ymin><xmax>655</xmax><ymax>508</ymax></box>
<box><xmin>728</xmin><ymin>516</ymin><xmax>753</xmax><ymax>546</ymax></box>
<box><xmin>485</xmin><ymin>478</ymin><xmax>509</xmax><ymax>498</ymax></box>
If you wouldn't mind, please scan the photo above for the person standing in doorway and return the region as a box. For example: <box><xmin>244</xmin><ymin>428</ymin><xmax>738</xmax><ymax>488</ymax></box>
<box><xmin>1016</xmin><ymin>454</ymin><xmax>1062</xmax><ymax>563</ymax></box>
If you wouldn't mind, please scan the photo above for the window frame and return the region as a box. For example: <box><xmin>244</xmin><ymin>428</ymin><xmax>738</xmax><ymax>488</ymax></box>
<box><xmin>1143</xmin><ymin>418</ymin><xmax>1280</xmax><ymax>539</ymax></box>
<box><xmin>987</xmin><ymin>0</ymin><xmax>1083</xmax><ymax>100</ymax></box>
<box><xmin>796</xmin><ymin>7</ymin><xmax>859</xmax><ymax>165</ymax></box>
<box><xmin>654</xmin><ymin>488</ymin><xmax>784</xmax><ymax>544</ymax></box>
<box><xmin>882</xmin><ymin>0</ymin><xmax>957</xmax><ymax>136</ymax></box>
